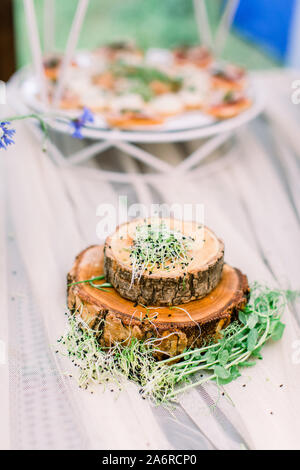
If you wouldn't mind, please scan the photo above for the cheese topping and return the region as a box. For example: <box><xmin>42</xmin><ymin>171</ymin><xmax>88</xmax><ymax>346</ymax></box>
<box><xmin>148</xmin><ymin>94</ymin><xmax>184</xmax><ymax>115</ymax></box>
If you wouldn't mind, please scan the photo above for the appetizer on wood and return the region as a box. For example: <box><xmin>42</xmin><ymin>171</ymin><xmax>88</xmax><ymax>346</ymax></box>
<box><xmin>104</xmin><ymin>218</ymin><xmax>224</xmax><ymax>306</ymax></box>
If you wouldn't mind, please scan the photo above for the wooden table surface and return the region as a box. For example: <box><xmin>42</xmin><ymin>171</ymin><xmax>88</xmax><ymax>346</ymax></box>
<box><xmin>1</xmin><ymin>70</ymin><xmax>300</xmax><ymax>450</ymax></box>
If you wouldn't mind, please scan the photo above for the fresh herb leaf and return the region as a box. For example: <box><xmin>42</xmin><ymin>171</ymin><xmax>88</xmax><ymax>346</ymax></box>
<box><xmin>247</xmin><ymin>328</ymin><xmax>259</xmax><ymax>351</ymax></box>
<box><xmin>214</xmin><ymin>365</ymin><xmax>231</xmax><ymax>380</ymax></box>
<box><xmin>238</xmin><ymin>310</ymin><xmax>248</xmax><ymax>325</ymax></box>
<box><xmin>248</xmin><ymin>313</ymin><xmax>258</xmax><ymax>329</ymax></box>
<box><xmin>271</xmin><ymin>321</ymin><xmax>285</xmax><ymax>341</ymax></box>
<box><xmin>217</xmin><ymin>366</ymin><xmax>241</xmax><ymax>385</ymax></box>
<box><xmin>218</xmin><ymin>349</ymin><xmax>229</xmax><ymax>366</ymax></box>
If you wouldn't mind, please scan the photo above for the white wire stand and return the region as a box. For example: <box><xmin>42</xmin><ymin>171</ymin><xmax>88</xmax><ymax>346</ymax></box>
<box><xmin>47</xmin><ymin>100</ymin><xmax>263</xmax><ymax>177</ymax></box>
<box><xmin>60</xmin><ymin>131</ymin><xmax>231</xmax><ymax>175</ymax></box>
<box><xmin>18</xmin><ymin>0</ymin><xmax>264</xmax><ymax>180</ymax></box>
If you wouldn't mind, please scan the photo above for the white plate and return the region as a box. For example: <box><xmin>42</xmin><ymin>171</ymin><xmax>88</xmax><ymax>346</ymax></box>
<box><xmin>12</xmin><ymin>57</ymin><xmax>265</xmax><ymax>143</ymax></box>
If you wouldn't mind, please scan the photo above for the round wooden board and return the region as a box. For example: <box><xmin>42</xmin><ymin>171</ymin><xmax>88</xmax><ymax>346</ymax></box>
<box><xmin>67</xmin><ymin>245</ymin><xmax>249</xmax><ymax>357</ymax></box>
<box><xmin>104</xmin><ymin>219</ymin><xmax>225</xmax><ymax>306</ymax></box>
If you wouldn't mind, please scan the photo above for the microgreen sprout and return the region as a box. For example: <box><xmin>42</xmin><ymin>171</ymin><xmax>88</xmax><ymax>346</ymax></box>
<box><xmin>68</xmin><ymin>275</ymin><xmax>112</xmax><ymax>292</ymax></box>
<box><xmin>129</xmin><ymin>222</ymin><xmax>193</xmax><ymax>282</ymax></box>
<box><xmin>58</xmin><ymin>283</ymin><xmax>298</xmax><ymax>405</ymax></box>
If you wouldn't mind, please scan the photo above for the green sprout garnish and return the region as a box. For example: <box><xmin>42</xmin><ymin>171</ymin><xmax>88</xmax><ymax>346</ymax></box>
<box><xmin>129</xmin><ymin>222</ymin><xmax>193</xmax><ymax>282</ymax></box>
<box><xmin>58</xmin><ymin>283</ymin><xmax>298</xmax><ymax>404</ymax></box>
<box><xmin>68</xmin><ymin>275</ymin><xmax>112</xmax><ymax>292</ymax></box>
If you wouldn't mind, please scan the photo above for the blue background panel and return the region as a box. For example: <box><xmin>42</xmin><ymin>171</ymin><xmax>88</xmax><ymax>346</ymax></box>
<box><xmin>233</xmin><ymin>0</ymin><xmax>296</xmax><ymax>61</ymax></box>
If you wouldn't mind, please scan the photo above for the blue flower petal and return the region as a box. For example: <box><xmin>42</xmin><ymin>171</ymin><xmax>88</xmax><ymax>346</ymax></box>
<box><xmin>70</xmin><ymin>121</ymin><xmax>83</xmax><ymax>139</ymax></box>
<box><xmin>0</xmin><ymin>121</ymin><xmax>16</xmax><ymax>150</ymax></box>
<box><xmin>81</xmin><ymin>107</ymin><xmax>94</xmax><ymax>124</ymax></box>
<box><xmin>72</xmin><ymin>129</ymin><xmax>83</xmax><ymax>139</ymax></box>
<box><xmin>70</xmin><ymin>108</ymin><xmax>94</xmax><ymax>139</ymax></box>
<box><xmin>5</xmin><ymin>129</ymin><xmax>15</xmax><ymax>138</ymax></box>
<box><xmin>3</xmin><ymin>136</ymin><xmax>15</xmax><ymax>146</ymax></box>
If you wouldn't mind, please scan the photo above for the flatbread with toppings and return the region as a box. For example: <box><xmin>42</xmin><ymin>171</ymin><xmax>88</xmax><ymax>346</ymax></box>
<box><xmin>42</xmin><ymin>42</ymin><xmax>253</xmax><ymax>128</ymax></box>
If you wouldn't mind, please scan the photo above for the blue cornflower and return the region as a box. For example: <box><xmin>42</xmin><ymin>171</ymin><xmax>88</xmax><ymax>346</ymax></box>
<box><xmin>70</xmin><ymin>107</ymin><xmax>94</xmax><ymax>139</ymax></box>
<box><xmin>0</xmin><ymin>121</ymin><xmax>16</xmax><ymax>150</ymax></box>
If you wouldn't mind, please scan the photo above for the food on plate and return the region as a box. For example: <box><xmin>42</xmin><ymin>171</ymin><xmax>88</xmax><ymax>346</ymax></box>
<box><xmin>58</xmin><ymin>90</ymin><xmax>81</xmax><ymax>110</ymax></box>
<box><xmin>106</xmin><ymin>110</ymin><xmax>164</xmax><ymax>128</ymax></box>
<box><xmin>43</xmin><ymin>56</ymin><xmax>61</xmax><ymax>81</ymax></box>
<box><xmin>43</xmin><ymin>55</ymin><xmax>79</xmax><ymax>82</ymax></box>
<box><xmin>210</xmin><ymin>64</ymin><xmax>247</xmax><ymax>91</ymax></box>
<box><xmin>206</xmin><ymin>92</ymin><xmax>252</xmax><ymax>119</ymax></box>
<box><xmin>93</xmin><ymin>41</ymin><xmax>143</xmax><ymax>63</ymax></box>
<box><xmin>104</xmin><ymin>218</ymin><xmax>224</xmax><ymax>306</ymax></box>
<box><xmin>173</xmin><ymin>45</ymin><xmax>212</xmax><ymax>68</ymax></box>
<box><xmin>41</xmin><ymin>43</ymin><xmax>253</xmax><ymax>128</ymax></box>
<box><xmin>92</xmin><ymin>71</ymin><xmax>115</xmax><ymax>89</ymax></box>
<box><xmin>147</xmin><ymin>93</ymin><xmax>184</xmax><ymax>116</ymax></box>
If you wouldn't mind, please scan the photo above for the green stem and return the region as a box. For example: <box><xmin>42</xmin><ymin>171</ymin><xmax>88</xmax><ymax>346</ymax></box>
<box><xmin>4</xmin><ymin>113</ymin><xmax>50</xmax><ymax>150</ymax></box>
<box><xmin>67</xmin><ymin>275</ymin><xmax>105</xmax><ymax>286</ymax></box>
<box><xmin>168</xmin><ymin>321</ymin><xmax>271</xmax><ymax>398</ymax></box>
<box><xmin>160</xmin><ymin>323</ymin><xmax>249</xmax><ymax>365</ymax></box>
<box><xmin>225</xmin><ymin>318</ymin><xmax>271</xmax><ymax>369</ymax></box>
<box><xmin>168</xmin><ymin>373</ymin><xmax>217</xmax><ymax>399</ymax></box>
<box><xmin>4</xmin><ymin>112</ymin><xmax>68</xmax><ymax>122</ymax></box>
<box><xmin>91</xmin><ymin>282</ymin><xmax>112</xmax><ymax>288</ymax></box>
<box><xmin>172</xmin><ymin>348</ymin><xmax>244</xmax><ymax>380</ymax></box>
<box><xmin>89</xmin><ymin>281</ymin><xmax>112</xmax><ymax>290</ymax></box>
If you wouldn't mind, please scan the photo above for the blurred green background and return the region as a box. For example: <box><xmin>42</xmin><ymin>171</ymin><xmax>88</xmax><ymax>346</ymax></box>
<box><xmin>14</xmin><ymin>0</ymin><xmax>280</xmax><ymax>70</ymax></box>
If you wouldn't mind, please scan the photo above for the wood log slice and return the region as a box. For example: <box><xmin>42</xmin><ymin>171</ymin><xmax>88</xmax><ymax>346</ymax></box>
<box><xmin>67</xmin><ymin>245</ymin><xmax>249</xmax><ymax>359</ymax></box>
<box><xmin>104</xmin><ymin>219</ymin><xmax>225</xmax><ymax>306</ymax></box>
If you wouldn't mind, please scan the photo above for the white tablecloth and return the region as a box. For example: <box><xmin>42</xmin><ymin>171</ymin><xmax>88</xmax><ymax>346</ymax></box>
<box><xmin>1</xmin><ymin>70</ymin><xmax>300</xmax><ymax>450</ymax></box>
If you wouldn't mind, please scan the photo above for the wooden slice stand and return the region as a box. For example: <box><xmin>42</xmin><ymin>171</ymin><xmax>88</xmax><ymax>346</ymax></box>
<box><xmin>67</xmin><ymin>245</ymin><xmax>249</xmax><ymax>358</ymax></box>
<box><xmin>104</xmin><ymin>220</ymin><xmax>225</xmax><ymax>306</ymax></box>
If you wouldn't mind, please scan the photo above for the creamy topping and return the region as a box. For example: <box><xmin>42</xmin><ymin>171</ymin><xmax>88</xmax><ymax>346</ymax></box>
<box><xmin>81</xmin><ymin>88</ymin><xmax>109</xmax><ymax>109</ymax></box>
<box><xmin>179</xmin><ymin>90</ymin><xmax>205</xmax><ymax>107</ymax></box>
<box><xmin>109</xmin><ymin>93</ymin><xmax>144</xmax><ymax>113</ymax></box>
<box><xmin>148</xmin><ymin>94</ymin><xmax>184</xmax><ymax>115</ymax></box>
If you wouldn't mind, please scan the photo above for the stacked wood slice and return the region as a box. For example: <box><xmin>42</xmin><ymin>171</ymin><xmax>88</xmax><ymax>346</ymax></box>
<box><xmin>67</xmin><ymin>218</ymin><xmax>249</xmax><ymax>358</ymax></box>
